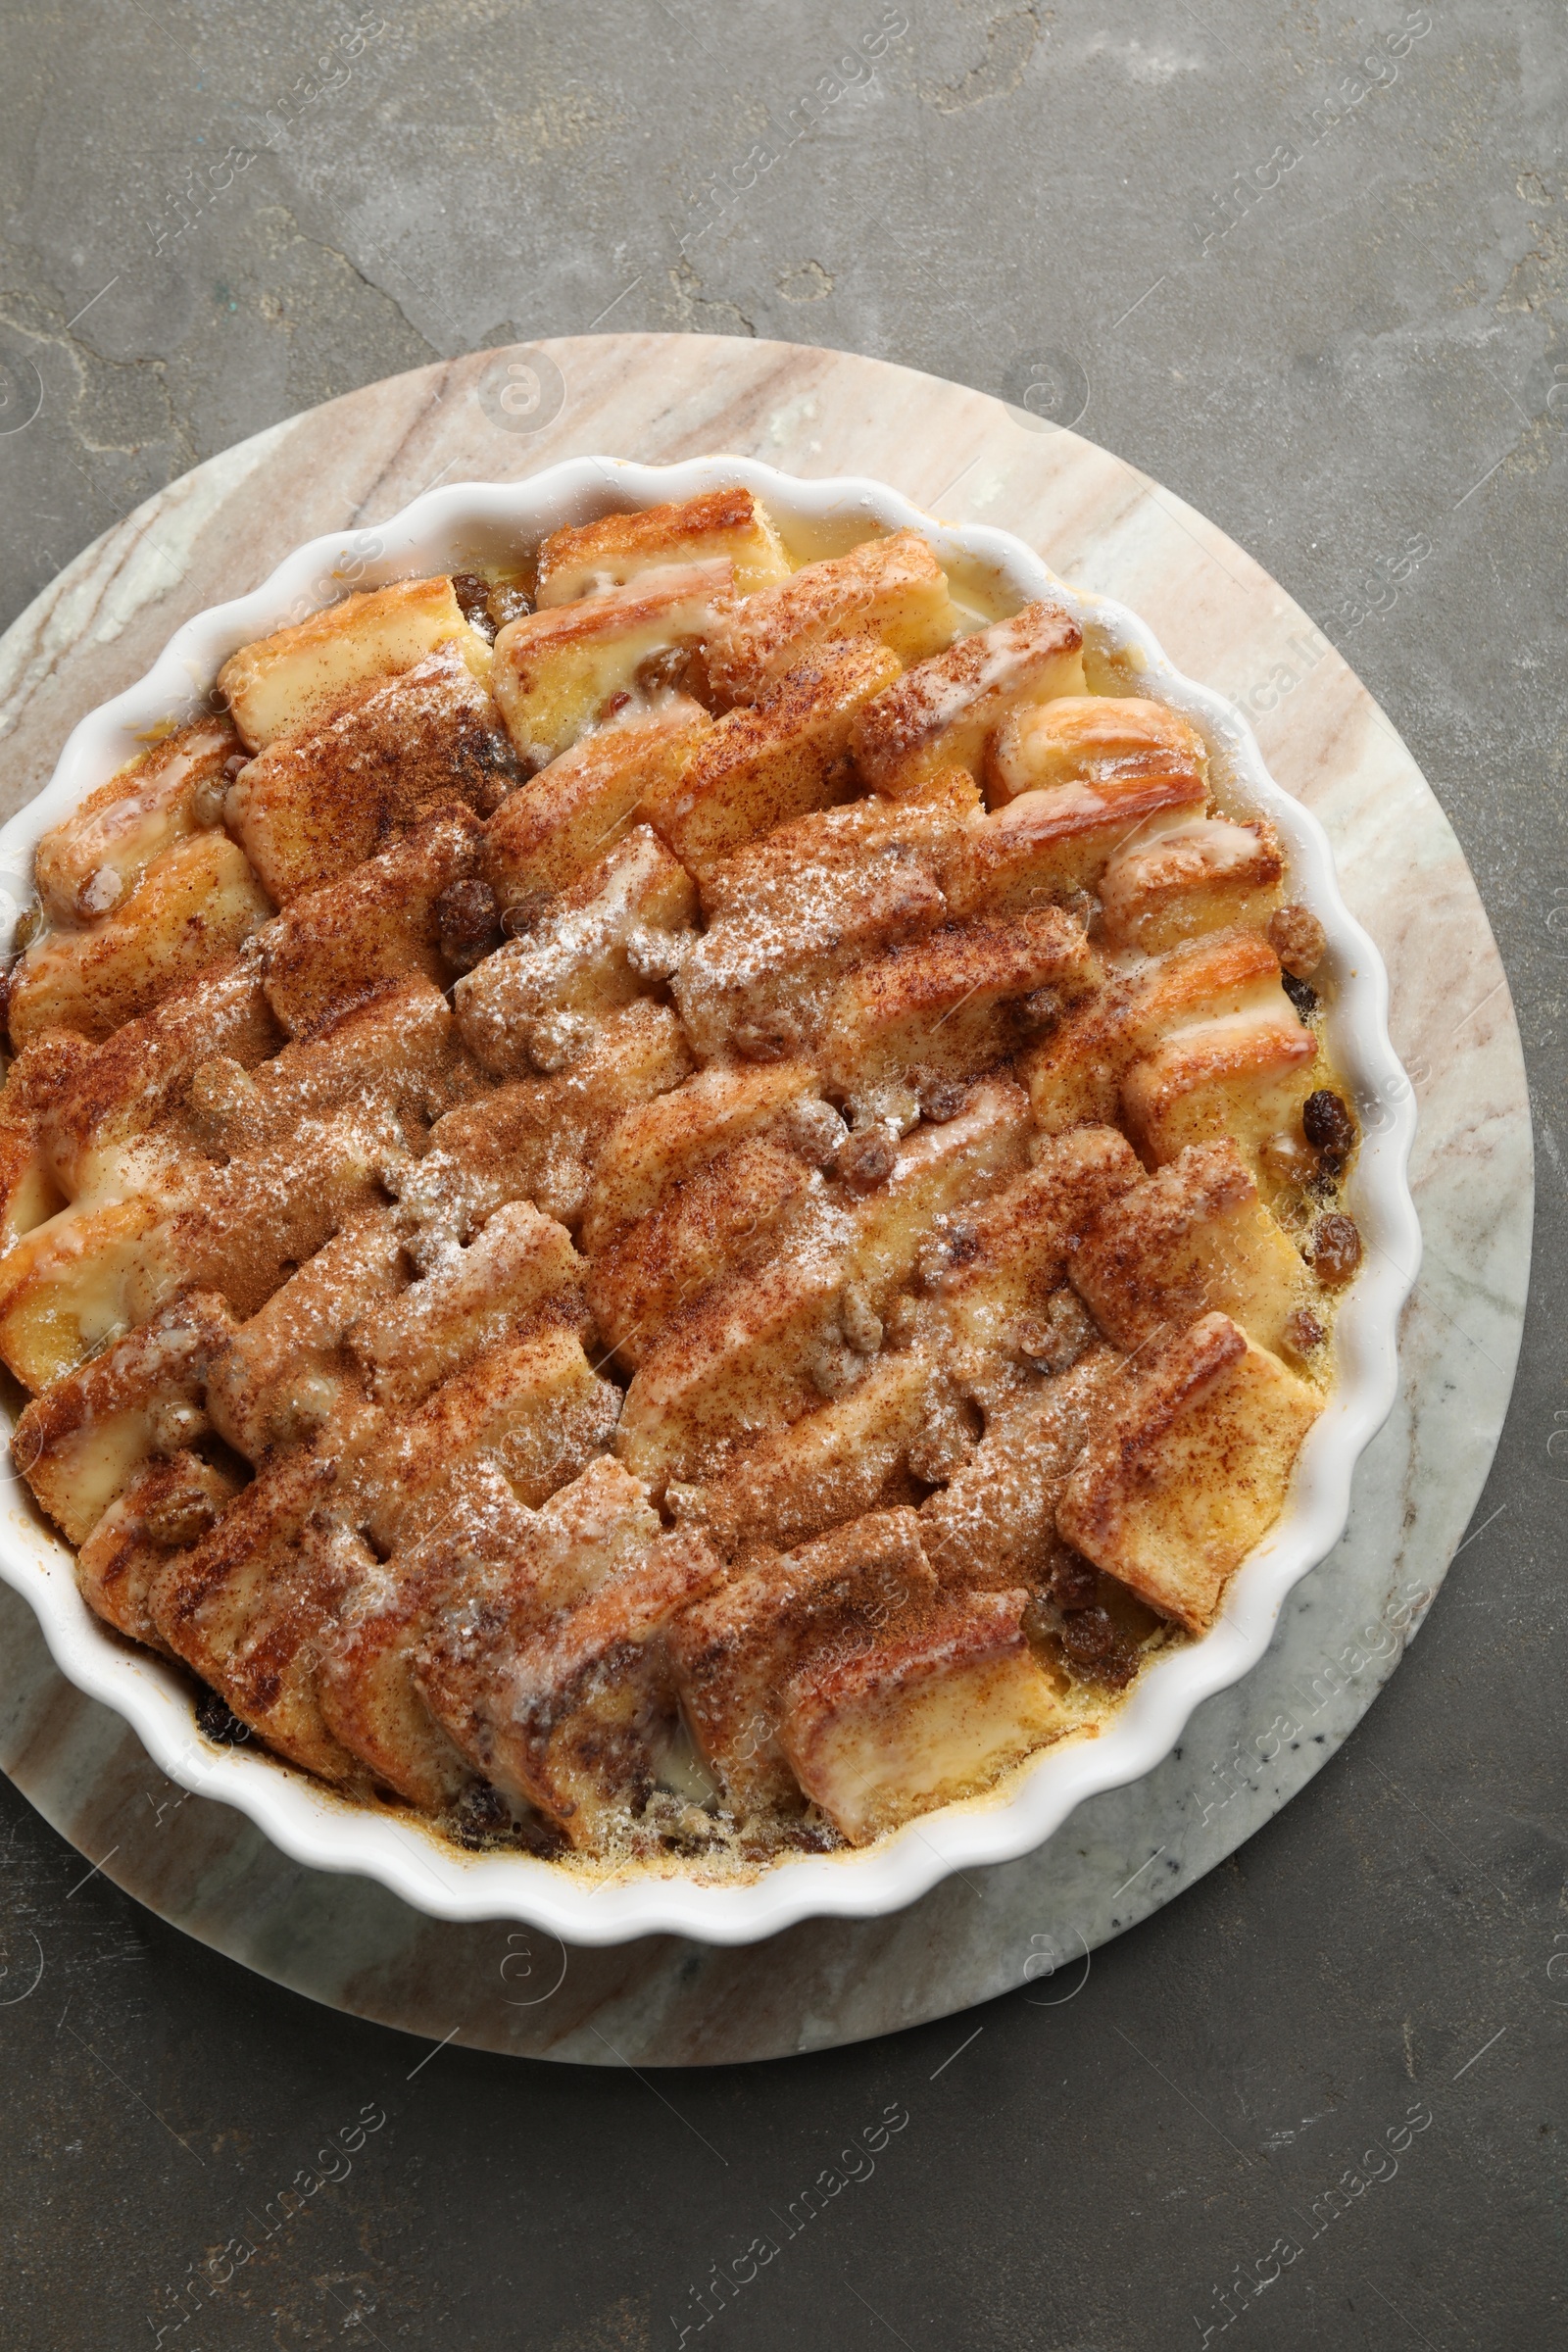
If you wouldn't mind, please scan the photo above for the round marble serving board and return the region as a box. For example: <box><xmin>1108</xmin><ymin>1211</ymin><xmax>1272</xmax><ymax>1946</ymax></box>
<box><xmin>0</xmin><ymin>337</ymin><xmax>1531</xmax><ymax>2066</ymax></box>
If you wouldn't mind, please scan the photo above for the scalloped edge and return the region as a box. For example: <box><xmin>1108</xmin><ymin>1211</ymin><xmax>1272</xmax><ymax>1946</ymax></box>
<box><xmin>0</xmin><ymin>455</ymin><xmax>1420</xmax><ymax>1947</ymax></box>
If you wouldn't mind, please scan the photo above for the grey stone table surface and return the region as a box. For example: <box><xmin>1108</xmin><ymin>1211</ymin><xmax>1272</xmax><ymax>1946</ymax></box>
<box><xmin>0</xmin><ymin>7</ymin><xmax>1562</xmax><ymax>2352</ymax></box>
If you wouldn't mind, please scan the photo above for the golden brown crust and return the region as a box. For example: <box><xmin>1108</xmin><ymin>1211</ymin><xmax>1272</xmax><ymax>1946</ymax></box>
<box><xmin>38</xmin><ymin>959</ymin><xmax>282</xmax><ymax>1191</ymax></box>
<box><xmin>16</xmin><ymin>1293</ymin><xmax>236</xmax><ymax>1544</ymax></box>
<box><xmin>851</xmin><ymin>602</ymin><xmax>1086</xmax><ymax>796</ymax></box>
<box><xmin>670</xmin><ymin>1507</ymin><xmax>937</xmax><ymax>1819</ymax></box>
<box><xmin>228</xmin><ymin>647</ymin><xmax>515</xmax><ymax>904</ymax></box>
<box><xmin>482</xmin><ymin>699</ymin><xmax>709</xmax><ymax>904</ymax></box>
<box><xmin>8</xmin><ymin>833</ymin><xmax>274</xmax><ymax>1048</ymax></box>
<box><xmin>491</xmin><ymin>564</ymin><xmax>733</xmax><ymax>770</ymax></box>
<box><xmin>642</xmin><ymin>642</ymin><xmax>902</xmax><ymax>870</ymax></box>
<box><xmin>779</xmin><ymin>1587</ymin><xmax>1062</xmax><ymax>1842</ymax></box>
<box><xmin>1068</xmin><ymin>1138</ymin><xmax>1311</xmax><ymax>1354</ymax></box>
<box><xmin>705</xmin><ymin>527</ymin><xmax>956</xmax><ymax>703</ymax></box>
<box><xmin>258</xmin><ymin>806</ymin><xmax>483</xmax><ymax>1037</ymax></box>
<box><xmin>986</xmin><ymin>693</ymin><xmax>1205</xmax><ymax>807</ymax></box>
<box><xmin>1056</xmin><ymin>1311</ymin><xmax>1319</xmax><ymax>1630</ymax></box>
<box><xmin>536</xmin><ymin>487</ymin><xmax>790</xmax><ymax>606</ymax></box>
<box><xmin>218</xmin><ymin>576</ymin><xmax>489</xmax><ymax>752</ymax></box>
<box><xmin>1098</xmin><ymin>815</ymin><xmax>1285</xmax><ymax>954</ymax></box>
<box><xmin>35</xmin><ymin>716</ymin><xmax>241</xmax><ymax>925</ymax></box>
<box><xmin>11</xmin><ymin>491</ymin><xmax>1331</xmax><ymax>1869</ymax></box>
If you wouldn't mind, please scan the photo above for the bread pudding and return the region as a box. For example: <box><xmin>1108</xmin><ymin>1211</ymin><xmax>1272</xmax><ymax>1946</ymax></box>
<box><xmin>0</xmin><ymin>484</ymin><xmax>1358</xmax><ymax>1873</ymax></box>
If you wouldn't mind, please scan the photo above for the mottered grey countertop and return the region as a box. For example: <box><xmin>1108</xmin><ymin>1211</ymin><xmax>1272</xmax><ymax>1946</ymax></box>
<box><xmin>0</xmin><ymin>5</ymin><xmax>1562</xmax><ymax>2347</ymax></box>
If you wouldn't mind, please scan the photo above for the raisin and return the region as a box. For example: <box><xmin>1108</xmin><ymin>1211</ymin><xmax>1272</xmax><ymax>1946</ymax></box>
<box><xmin>448</xmin><ymin>1781</ymin><xmax>513</xmax><ymax>1848</ymax></box>
<box><xmin>918</xmin><ymin>1077</ymin><xmax>970</xmax><ymax>1123</ymax></box>
<box><xmin>1011</xmin><ymin>985</ymin><xmax>1066</xmax><ymax>1037</ymax></box>
<box><xmin>1048</xmin><ymin>1550</ymin><xmax>1100</xmax><ymax>1612</ymax></box>
<box><xmin>1058</xmin><ymin>1605</ymin><xmax>1139</xmax><ymax>1689</ymax></box>
<box><xmin>1302</xmin><ymin>1089</ymin><xmax>1356</xmax><ymax>1158</ymax></box>
<box><xmin>195</xmin><ymin>1687</ymin><xmax>254</xmax><ymax>1745</ymax></box>
<box><xmin>487</xmin><ymin>579</ymin><xmax>534</xmax><ymax>632</ymax></box>
<box><xmin>837</xmin><ymin>1127</ymin><xmax>897</xmax><ymax>1193</ymax></box>
<box><xmin>436</xmin><ymin>877</ymin><xmax>502</xmax><ymax>972</ymax></box>
<box><xmin>450</xmin><ymin>571</ymin><xmax>496</xmax><ymax>638</ymax></box>
<box><xmin>1281</xmin><ymin>970</ymin><xmax>1319</xmax><ymax>1019</ymax></box>
<box><xmin>1284</xmin><ymin>1307</ymin><xmax>1325</xmax><ymax>1356</ymax></box>
<box><xmin>1267</xmin><ymin>903</ymin><xmax>1326</xmax><ymax>979</ymax></box>
<box><xmin>1308</xmin><ymin>1212</ymin><xmax>1362</xmax><ymax>1287</ymax></box>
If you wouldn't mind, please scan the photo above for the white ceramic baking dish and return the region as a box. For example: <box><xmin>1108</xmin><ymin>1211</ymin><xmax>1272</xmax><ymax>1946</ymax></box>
<box><xmin>0</xmin><ymin>456</ymin><xmax>1420</xmax><ymax>1946</ymax></box>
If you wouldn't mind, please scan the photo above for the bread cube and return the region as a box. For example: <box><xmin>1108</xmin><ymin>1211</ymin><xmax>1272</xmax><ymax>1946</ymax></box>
<box><xmin>226</xmin><ymin>645</ymin><xmax>515</xmax><ymax>904</ymax></box>
<box><xmin>839</xmin><ymin>1077</ymin><xmax>1035</xmax><ymax>1317</ymax></box>
<box><xmin>431</xmin><ymin>1526</ymin><xmax>723</xmax><ymax>1846</ymax></box>
<box><xmin>851</xmin><ymin>602</ymin><xmax>1086</xmax><ymax>798</ymax></box>
<box><xmin>670</xmin><ymin>1348</ymin><xmax>942</xmax><ymax>1557</ymax></box>
<box><xmin>818</xmin><ymin>908</ymin><xmax>1094</xmax><ymax>1115</ymax></box>
<box><xmin>318</xmin><ymin>1457</ymin><xmax>537</xmax><ymax>1810</ymax></box>
<box><xmin>39</xmin><ymin>959</ymin><xmax>281</xmax><ymax>1197</ymax></box>
<box><xmin>507</xmin><ymin>1456</ymin><xmax>666</xmax><ymax>1611</ymax></box>
<box><xmin>0</xmin><ymin>1101</ymin><xmax>392</xmax><ymax>1392</ymax></box>
<box><xmin>671</xmin><ymin>806</ymin><xmax>953</xmax><ymax>1063</ymax></box>
<box><xmin>8</xmin><ymin>832</ymin><xmax>274</xmax><ymax>1049</ymax></box>
<box><xmin>535</xmin><ymin>486</ymin><xmax>791</xmax><ymax>605</ymax></box>
<box><xmin>454</xmin><ymin>826</ymin><xmax>697</xmax><ymax>1077</ymax></box>
<box><xmin>920</xmin><ymin>1125</ymin><xmax>1142</xmax><ymax>1374</ymax></box>
<box><xmin>491</xmin><ymin>561</ymin><xmax>733</xmax><ymax>769</ymax></box>
<box><xmin>705</xmin><ymin>528</ymin><xmax>957</xmax><ymax>703</ymax></box>
<box><xmin>588</xmin><ymin>1137</ymin><xmax>818</xmax><ymax>1371</ymax></box>
<box><xmin>669</xmin><ymin>1508</ymin><xmax>938</xmax><ymax>1817</ymax></box>
<box><xmin>1024</xmin><ymin>929</ymin><xmax>1286</xmax><ymax>1137</ymax></box>
<box><xmin>34</xmin><ymin>715</ymin><xmax>241</xmax><ymax>925</ymax></box>
<box><xmin>946</xmin><ymin>768</ymin><xmax>1208</xmax><ymax>918</ymax></box>
<box><xmin>579</xmin><ymin>1058</ymin><xmax>826</xmax><ymax>1255</ymax></box>
<box><xmin>696</xmin><ymin>793</ymin><xmax>975</xmax><ymax>924</ymax></box>
<box><xmin>779</xmin><ymin>1589</ymin><xmax>1064</xmax><ymax>1842</ymax></box>
<box><xmin>341</xmin><ymin>1456</ymin><xmax>669</xmax><ymax>1805</ymax></box>
<box><xmin>918</xmin><ymin>1343</ymin><xmax>1124</xmax><ymax>1590</ymax></box>
<box><xmin>581</xmin><ymin>1061</ymin><xmax>839</xmax><ymax>1363</ymax></box>
<box><xmin>986</xmin><ymin>694</ymin><xmax>1206</xmax><ymax>808</ymax></box>
<box><xmin>0</xmin><ymin>1193</ymin><xmax>174</xmax><ymax>1392</ymax></box>
<box><xmin>190</xmin><ymin>975</ymin><xmax>482</xmax><ymax>1162</ymax></box>
<box><xmin>1122</xmin><ymin>1009</ymin><xmax>1317</xmax><ymax>1168</ymax></box>
<box><xmin>1057</xmin><ymin>1311</ymin><xmax>1320</xmax><ymax>1630</ymax></box>
<box><xmin>348</xmin><ymin>1199</ymin><xmax>586</xmax><ymax>1411</ymax></box>
<box><xmin>16</xmin><ymin>1292</ymin><xmax>235</xmax><ymax>1543</ymax></box>
<box><xmin>613</xmin><ymin>1193</ymin><xmax>856</xmax><ymax>1487</ymax></box>
<box><xmin>76</xmin><ymin>1450</ymin><xmax>244</xmax><ymax>1653</ymax></box>
<box><xmin>1132</xmin><ymin>927</ymin><xmax>1288</xmax><ymax>1032</ymax></box>
<box><xmin>218</xmin><ymin>576</ymin><xmax>491</xmax><ymax>753</ymax></box>
<box><xmin>1098</xmin><ymin>816</ymin><xmax>1285</xmax><ymax>954</ymax></box>
<box><xmin>482</xmin><ymin>699</ymin><xmax>710</xmax><ymax>905</ymax></box>
<box><xmin>205</xmin><ymin>1215</ymin><xmax>407</xmax><ymax>1462</ymax></box>
<box><xmin>0</xmin><ymin>1032</ymin><xmax>93</xmax><ymax>1251</ymax></box>
<box><xmin>151</xmin><ymin>1447</ymin><xmax>369</xmax><ymax>1782</ymax></box>
<box><xmin>258</xmin><ymin>808</ymin><xmax>482</xmax><ymax>1037</ymax></box>
<box><xmin>394</xmin><ymin>1000</ymin><xmax>692</xmax><ymax>1240</ymax></box>
<box><xmin>163</xmin><ymin>1102</ymin><xmax>406</xmax><ymax>1327</ymax></box>
<box><xmin>356</xmin><ymin>1323</ymin><xmax>619</xmax><ymax>1552</ymax></box>
<box><xmin>1070</xmin><ymin>1139</ymin><xmax>1311</xmax><ymax>1355</ymax></box>
<box><xmin>642</xmin><ymin>641</ymin><xmax>903</xmax><ymax>870</ymax></box>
